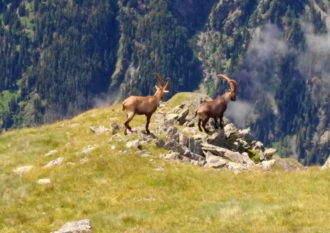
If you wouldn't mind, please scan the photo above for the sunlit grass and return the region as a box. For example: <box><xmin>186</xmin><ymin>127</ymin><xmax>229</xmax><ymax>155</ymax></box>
<box><xmin>0</xmin><ymin>98</ymin><xmax>330</xmax><ymax>232</ymax></box>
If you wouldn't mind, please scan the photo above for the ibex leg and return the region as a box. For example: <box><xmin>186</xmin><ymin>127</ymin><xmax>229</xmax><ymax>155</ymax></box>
<box><xmin>213</xmin><ymin>117</ymin><xmax>219</xmax><ymax>129</ymax></box>
<box><xmin>202</xmin><ymin>118</ymin><xmax>210</xmax><ymax>133</ymax></box>
<box><xmin>124</xmin><ymin>112</ymin><xmax>135</xmax><ymax>135</ymax></box>
<box><xmin>145</xmin><ymin>114</ymin><xmax>151</xmax><ymax>134</ymax></box>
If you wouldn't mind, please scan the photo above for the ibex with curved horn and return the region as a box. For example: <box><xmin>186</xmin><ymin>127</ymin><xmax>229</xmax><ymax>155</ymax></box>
<box><xmin>123</xmin><ymin>73</ymin><xmax>170</xmax><ymax>135</ymax></box>
<box><xmin>196</xmin><ymin>74</ymin><xmax>237</xmax><ymax>133</ymax></box>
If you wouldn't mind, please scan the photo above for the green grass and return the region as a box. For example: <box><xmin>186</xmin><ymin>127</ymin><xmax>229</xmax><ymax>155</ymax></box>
<box><xmin>1</xmin><ymin>95</ymin><xmax>330</xmax><ymax>232</ymax></box>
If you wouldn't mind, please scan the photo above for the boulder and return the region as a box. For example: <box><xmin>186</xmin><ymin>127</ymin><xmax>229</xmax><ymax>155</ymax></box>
<box><xmin>260</xmin><ymin>159</ymin><xmax>276</xmax><ymax>171</ymax></box>
<box><xmin>166</xmin><ymin>126</ymin><xmax>179</xmax><ymax>141</ymax></box>
<box><xmin>272</xmin><ymin>158</ymin><xmax>304</xmax><ymax>171</ymax></box>
<box><xmin>164</xmin><ymin>140</ymin><xmax>186</xmax><ymax>154</ymax></box>
<box><xmin>201</xmin><ymin>143</ymin><xmax>254</xmax><ymax>164</ymax></box>
<box><xmin>52</xmin><ymin>219</ymin><xmax>92</xmax><ymax>233</ymax></box>
<box><xmin>206</xmin><ymin>131</ymin><xmax>227</xmax><ymax>147</ymax></box>
<box><xmin>227</xmin><ymin>162</ymin><xmax>254</xmax><ymax>173</ymax></box>
<box><xmin>205</xmin><ymin>155</ymin><xmax>227</xmax><ymax>168</ymax></box>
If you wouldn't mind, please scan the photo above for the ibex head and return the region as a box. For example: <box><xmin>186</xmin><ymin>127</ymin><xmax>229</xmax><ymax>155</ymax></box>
<box><xmin>153</xmin><ymin>73</ymin><xmax>170</xmax><ymax>99</ymax></box>
<box><xmin>217</xmin><ymin>74</ymin><xmax>237</xmax><ymax>101</ymax></box>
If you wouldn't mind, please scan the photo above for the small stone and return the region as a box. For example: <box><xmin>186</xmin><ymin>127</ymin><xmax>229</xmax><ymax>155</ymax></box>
<box><xmin>81</xmin><ymin>145</ymin><xmax>96</xmax><ymax>154</ymax></box>
<box><xmin>160</xmin><ymin>152</ymin><xmax>180</xmax><ymax>160</ymax></box>
<box><xmin>44</xmin><ymin>157</ymin><xmax>64</xmax><ymax>168</ymax></box>
<box><xmin>80</xmin><ymin>157</ymin><xmax>90</xmax><ymax>164</ymax></box>
<box><xmin>90</xmin><ymin>126</ymin><xmax>109</xmax><ymax>135</ymax></box>
<box><xmin>154</xmin><ymin>167</ymin><xmax>164</xmax><ymax>172</ymax></box>
<box><xmin>110</xmin><ymin>145</ymin><xmax>116</xmax><ymax>150</ymax></box>
<box><xmin>13</xmin><ymin>165</ymin><xmax>34</xmax><ymax>175</ymax></box>
<box><xmin>155</xmin><ymin>138</ymin><xmax>165</xmax><ymax>147</ymax></box>
<box><xmin>111</xmin><ymin>122</ymin><xmax>120</xmax><ymax>135</ymax></box>
<box><xmin>37</xmin><ymin>178</ymin><xmax>51</xmax><ymax>184</ymax></box>
<box><xmin>126</xmin><ymin>140</ymin><xmax>142</xmax><ymax>149</ymax></box>
<box><xmin>44</xmin><ymin>150</ymin><xmax>58</xmax><ymax>157</ymax></box>
<box><xmin>51</xmin><ymin>219</ymin><xmax>92</xmax><ymax>233</ymax></box>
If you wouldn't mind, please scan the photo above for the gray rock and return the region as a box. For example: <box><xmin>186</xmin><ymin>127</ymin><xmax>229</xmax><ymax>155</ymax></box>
<box><xmin>13</xmin><ymin>165</ymin><xmax>34</xmax><ymax>175</ymax></box>
<box><xmin>90</xmin><ymin>126</ymin><xmax>109</xmax><ymax>135</ymax></box>
<box><xmin>260</xmin><ymin>159</ymin><xmax>276</xmax><ymax>171</ymax></box>
<box><xmin>224</xmin><ymin>123</ymin><xmax>239</xmax><ymax>139</ymax></box>
<box><xmin>155</xmin><ymin>138</ymin><xmax>165</xmax><ymax>148</ymax></box>
<box><xmin>125</xmin><ymin>140</ymin><xmax>142</xmax><ymax>150</ymax></box>
<box><xmin>227</xmin><ymin>162</ymin><xmax>254</xmax><ymax>173</ymax></box>
<box><xmin>177</xmin><ymin>107</ymin><xmax>189</xmax><ymax>125</ymax></box>
<box><xmin>160</xmin><ymin>152</ymin><xmax>180</xmax><ymax>160</ymax></box>
<box><xmin>166</xmin><ymin>126</ymin><xmax>179</xmax><ymax>141</ymax></box>
<box><xmin>273</xmin><ymin>158</ymin><xmax>304</xmax><ymax>171</ymax></box>
<box><xmin>321</xmin><ymin>156</ymin><xmax>330</xmax><ymax>170</ymax></box>
<box><xmin>164</xmin><ymin>140</ymin><xmax>186</xmax><ymax>154</ymax></box>
<box><xmin>263</xmin><ymin>148</ymin><xmax>277</xmax><ymax>160</ymax></box>
<box><xmin>183</xmin><ymin>150</ymin><xmax>204</xmax><ymax>161</ymax></box>
<box><xmin>201</xmin><ymin>143</ymin><xmax>254</xmax><ymax>164</ymax></box>
<box><xmin>110</xmin><ymin>122</ymin><xmax>120</xmax><ymax>135</ymax></box>
<box><xmin>52</xmin><ymin>219</ymin><xmax>92</xmax><ymax>233</ymax></box>
<box><xmin>44</xmin><ymin>157</ymin><xmax>64</xmax><ymax>168</ymax></box>
<box><xmin>179</xmin><ymin>133</ymin><xmax>189</xmax><ymax>147</ymax></box>
<box><xmin>187</xmin><ymin>137</ymin><xmax>203</xmax><ymax>155</ymax></box>
<box><xmin>166</xmin><ymin>113</ymin><xmax>179</xmax><ymax>122</ymax></box>
<box><xmin>206</xmin><ymin>131</ymin><xmax>227</xmax><ymax>147</ymax></box>
<box><xmin>205</xmin><ymin>155</ymin><xmax>227</xmax><ymax>168</ymax></box>
<box><xmin>81</xmin><ymin>145</ymin><xmax>96</xmax><ymax>154</ymax></box>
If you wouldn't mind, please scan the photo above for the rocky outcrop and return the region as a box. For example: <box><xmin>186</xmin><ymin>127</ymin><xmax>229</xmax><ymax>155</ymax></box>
<box><xmin>153</xmin><ymin>98</ymin><xmax>304</xmax><ymax>173</ymax></box>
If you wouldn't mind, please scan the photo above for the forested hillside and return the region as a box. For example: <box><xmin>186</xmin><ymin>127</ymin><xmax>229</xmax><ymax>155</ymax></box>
<box><xmin>0</xmin><ymin>0</ymin><xmax>329</xmax><ymax>165</ymax></box>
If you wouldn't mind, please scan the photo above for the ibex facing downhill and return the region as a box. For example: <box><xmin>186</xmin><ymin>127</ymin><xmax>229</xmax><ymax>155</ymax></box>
<box><xmin>196</xmin><ymin>74</ymin><xmax>237</xmax><ymax>133</ymax></box>
<box><xmin>122</xmin><ymin>73</ymin><xmax>170</xmax><ymax>135</ymax></box>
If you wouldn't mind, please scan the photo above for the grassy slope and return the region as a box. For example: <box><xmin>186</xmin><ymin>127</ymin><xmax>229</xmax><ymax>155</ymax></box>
<box><xmin>0</xmin><ymin>93</ymin><xmax>330</xmax><ymax>233</ymax></box>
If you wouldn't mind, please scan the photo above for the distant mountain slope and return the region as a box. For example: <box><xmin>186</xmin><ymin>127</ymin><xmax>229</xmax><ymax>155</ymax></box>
<box><xmin>0</xmin><ymin>0</ymin><xmax>329</xmax><ymax>164</ymax></box>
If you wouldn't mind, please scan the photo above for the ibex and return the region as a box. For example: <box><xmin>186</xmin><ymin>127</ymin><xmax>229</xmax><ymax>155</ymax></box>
<box><xmin>122</xmin><ymin>73</ymin><xmax>170</xmax><ymax>135</ymax></box>
<box><xmin>196</xmin><ymin>74</ymin><xmax>237</xmax><ymax>133</ymax></box>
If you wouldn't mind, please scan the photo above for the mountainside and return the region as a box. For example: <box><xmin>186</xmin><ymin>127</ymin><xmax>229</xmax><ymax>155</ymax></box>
<box><xmin>1</xmin><ymin>93</ymin><xmax>330</xmax><ymax>232</ymax></box>
<box><xmin>0</xmin><ymin>0</ymin><xmax>329</xmax><ymax>164</ymax></box>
